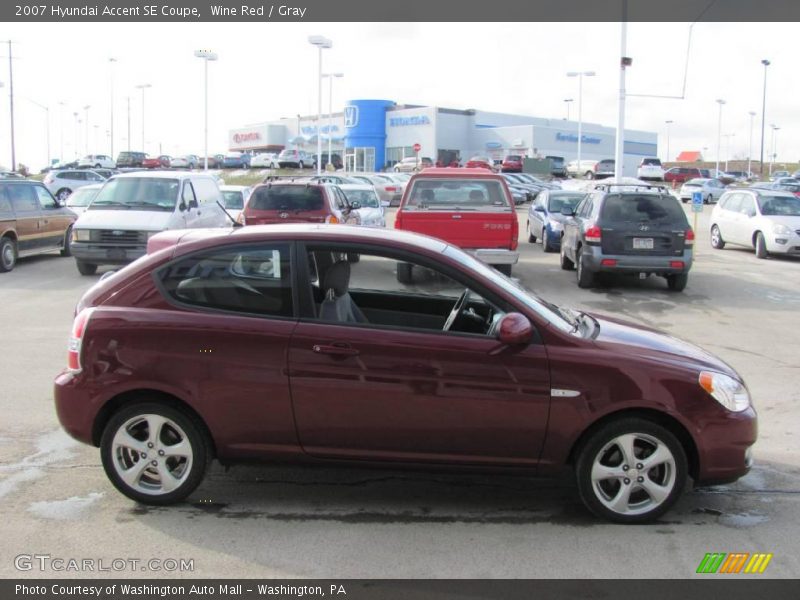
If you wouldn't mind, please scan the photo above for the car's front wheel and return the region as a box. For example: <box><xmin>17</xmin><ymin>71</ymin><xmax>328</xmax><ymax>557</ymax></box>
<box><xmin>755</xmin><ymin>232</ymin><xmax>769</xmax><ymax>259</ymax></box>
<box><xmin>527</xmin><ymin>222</ymin><xmax>537</xmax><ymax>243</ymax></box>
<box><xmin>61</xmin><ymin>226</ymin><xmax>72</xmax><ymax>257</ymax></box>
<box><xmin>76</xmin><ymin>260</ymin><xmax>98</xmax><ymax>276</ymax></box>
<box><xmin>101</xmin><ymin>402</ymin><xmax>210</xmax><ymax>505</ymax></box>
<box><xmin>575</xmin><ymin>418</ymin><xmax>687</xmax><ymax>523</ymax></box>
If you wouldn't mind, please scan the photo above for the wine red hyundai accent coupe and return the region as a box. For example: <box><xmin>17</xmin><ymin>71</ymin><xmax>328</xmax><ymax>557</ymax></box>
<box><xmin>54</xmin><ymin>224</ymin><xmax>756</xmax><ymax>523</ymax></box>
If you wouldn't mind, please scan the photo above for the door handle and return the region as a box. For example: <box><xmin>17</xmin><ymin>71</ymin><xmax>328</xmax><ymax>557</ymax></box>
<box><xmin>312</xmin><ymin>344</ymin><xmax>359</xmax><ymax>357</ymax></box>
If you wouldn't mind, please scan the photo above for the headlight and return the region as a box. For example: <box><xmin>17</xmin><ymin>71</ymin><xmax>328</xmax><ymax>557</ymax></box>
<box><xmin>772</xmin><ymin>223</ymin><xmax>792</xmax><ymax>235</ymax></box>
<box><xmin>699</xmin><ymin>371</ymin><xmax>751</xmax><ymax>412</ymax></box>
<box><xmin>72</xmin><ymin>229</ymin><xmax>91</xmax><ymax>242</ymax></box>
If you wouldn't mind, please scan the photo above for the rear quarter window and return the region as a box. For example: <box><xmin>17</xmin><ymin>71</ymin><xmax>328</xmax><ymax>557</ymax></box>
<box><xmin>249</xmin><ymin>186</ymin><xmax>325</xmax><ymax>211</ymax></box>
<box><xmin>404</xmin><ymin>179</ymin><xmax>510</xmax><ymax>211</ymax></box>
<box><xmin>600</xmin><ymin>194</ymin><xmax>688</xmax><ymax>225</ymax></box>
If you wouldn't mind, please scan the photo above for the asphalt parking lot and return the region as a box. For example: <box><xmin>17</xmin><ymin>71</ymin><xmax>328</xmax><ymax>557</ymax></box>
<box><xmin>1</xmin><ymin>205</ymin><xmax>799</xmax><ymax>578</ymax></box>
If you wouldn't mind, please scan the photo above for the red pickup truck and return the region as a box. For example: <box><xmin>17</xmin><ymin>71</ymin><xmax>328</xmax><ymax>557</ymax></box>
<box><xmin>393</xmin><ymin>168</ymin><xmax>519</xmax><ymax>278</ymax></box>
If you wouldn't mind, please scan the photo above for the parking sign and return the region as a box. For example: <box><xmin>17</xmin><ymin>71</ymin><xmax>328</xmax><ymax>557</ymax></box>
<box><xmin>692</xmin><ymin>191</ymin><xmax>704</xmax><ymax>213</ymax></box>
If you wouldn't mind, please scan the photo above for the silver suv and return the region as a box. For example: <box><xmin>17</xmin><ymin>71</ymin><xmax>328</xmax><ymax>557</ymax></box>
<box><xmin>43</xmin><ymin>169</ymin><xmax>106</xmax><ymax>202</ymax></box>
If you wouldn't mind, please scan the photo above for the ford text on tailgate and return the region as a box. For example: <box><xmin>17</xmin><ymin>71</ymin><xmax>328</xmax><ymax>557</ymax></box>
<box><xmin>394</xmin><ymin>168</ymin><xmax>519</xmax><ymax>274</ymax></box>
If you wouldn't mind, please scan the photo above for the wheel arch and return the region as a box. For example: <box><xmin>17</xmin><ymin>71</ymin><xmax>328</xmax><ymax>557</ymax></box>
<box><xmin>566</xmin><ymin>407</ymin><xmax>700</xmax><ymax>481</ymax></box>
<box><xmin>91</xmin><ymin>388</ymin><xmax>217</xmax><ymax>458</ymax></box>
<box><xmin>1</xmin><ymin>229</ymin><xmax>18</xmax><ymax>242</ymax></box>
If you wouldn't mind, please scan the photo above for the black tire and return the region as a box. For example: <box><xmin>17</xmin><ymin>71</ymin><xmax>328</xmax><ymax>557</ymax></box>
<box><xmin>560</xmin><ymin>244</ymin><xmax>574</xmax><ymax>270</ymax></box>
<box><xmin>76</xmin><ymin>260</ymin><xmax>98</xmax><ymax>276</ymax></box>
<box><xmin>527</xmin><ymin>222</ymin><xmax>537</xmax><ymax>243</ymax></box>
<box><xmin>576</xmin><ymin>247</ymin><xmax>595</xmax><ymax>288</ymax></box>
<box><xmin>0</xmin><ymin>236</ymin><xmax>17</xmax><ymax>272</ymax></box>
<box><xmin>396</xmin><ymin>261</ymin><xmax>413</xmax><ymax>284</ymax></box>
<box><xmin>100</xmin><ymin>402</ymin><xmax>210</xmax><ymax>505</ymax></box>
<box><xmin>542</xmin><ymin>228</ymin><xmax>553</xmax><ymax>252</ymax></box>
<box><xmin>494</xmin><ymin>264</ymin><xmax>512</xmax><ymax>276</ymax></box>
<box><xmin>347</xmin><ymin>253</ymin><xmax>360</xmax><ymax>263</ymax></box>
<box><xmin>667</xmin><ymin>273</ymin><xmax>688</xmax><ymax>291</ymax></box>
<box><xmin>681</xmin><ymin>198</ymin><xmax>688</xmax><ymax>204</ymax></box>
<box><xmin>94</xmin><ymin>163</ymin><xmax>101</xmax><ymax>169</ymax></box>
<box><xmin>755</xmin><ymin>232</ymin><xmax>768</xmax><ymax>259</ymax></box>
<box><xmin>298</xmin><ymin>161</ymin><xmax>304</xmax><ymax>170</ymax></box>
<box><xmin>56</xmin><ymin>188</ymin><xmax>72</xmax><ymax>203</ymax></box>
<box><xmin>60</xmin><ymin>226</ymin><xmax>72</xmax><ymax>257</ymax></box>
<box><xmin>585</xmin><ymin>171</ymin><xmax>594</xmax><ymax>180</ymax></box>
<box><xmin>710</xmin><ymin>225</ymin><xmax>725</xmax><ymax>249</ymax></box>
<box><xmin>394</xmin><ymin>167</ymin><xmax>401</xmax><ymax>173</ymax></box>
<box><xmin>575</xmin><ymin>417</ymin><xmax>688</xmax><ymax>524</ymax></box>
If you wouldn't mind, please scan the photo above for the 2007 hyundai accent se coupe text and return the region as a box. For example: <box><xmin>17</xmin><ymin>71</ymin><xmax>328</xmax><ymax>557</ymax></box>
<box><xmin>54</xmin><ymin>225</ymin><xmax>757</xmax><ymax>523</ymax></box>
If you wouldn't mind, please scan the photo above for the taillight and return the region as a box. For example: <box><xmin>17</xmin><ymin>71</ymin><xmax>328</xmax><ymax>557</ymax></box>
<box><xmin>510</xmin><ymin>217</ymin><xmax>519</xmax><ymax>250</ymax></box>
<box><xmin>385</xmin><ymin>186</ymin><xmax>397</xmax><ymax>192</ymax></box>
<box><xmin>585</xmin><ymin>225</ymin><xmax>602</xmax><ymax>243</ymax></box>
<box><xmin>685</xmin><ymin>228</ymin><xmax>695</xmax><ymax>246</ymax></box>
<box><xmin>67</xmin><ymin>308</ymin><xmax>94</xmax><ymax>373</ymax></box>
<box><xmin>594</xmin><ymin>163</ymin><xmax>599</xmax><ymax>172</ymax></box>
<box><xmin>601</xmin><ymin>259</ymin><xmax>617</xmax><ymax>266</ymax></box>
<box><xmin>326</xmin><ymin>215</ymin><xmax>340</xmax><ymax>224</ymax></box>
<box><xmin>670</xmin><ymin>261</ymin><xmax>685</xmax><ymax>269</ymax></box>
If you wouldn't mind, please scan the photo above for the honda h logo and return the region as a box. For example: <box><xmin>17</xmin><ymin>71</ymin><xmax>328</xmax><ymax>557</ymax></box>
<box><xmin>344</xmin><ymin>105</ymin><xmax>359</xmax><ymax>128</ymax></box>
<box><xmin>639</xmin><ymin>224</ymin><xmax>650</xmax><ymax>231</ymax></box>
<box><xmin>279</xmin><ymin>212</ymin><xmax>289</xmax><ymax>219</ymax></box>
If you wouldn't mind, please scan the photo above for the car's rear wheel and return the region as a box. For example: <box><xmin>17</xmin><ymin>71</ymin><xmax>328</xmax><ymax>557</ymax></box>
<box><xmin>560</xmin><ymin>244</ymin><xmax>574</xmax><ymax>270</ymax></box>
<box><xmin>0</xmin><ymin>237</ymin><xmax>17</xmax><ymax>272</ymax></box>
<box><xmin>94</xmin><ymin>163</ymin><xmax>101</xmax><ymax>168</ymax></box>
<box><xmin>101</xmin><ymin>402</ymin><xmax>210</xmax><ymax>505</ymax></box>
<box><xmin>576</xmin><ymin>247</ymin><xmax>595</xmax><ymax>288</ymax></box>
<box><xmin>755</xmin><ymin>232</ymin><xmax>769</xmax><ymax>259</ymax></box>
<box><xmin>56</xmin><ymin>188</ymin><xmax>72</xmax><ymax>203</ymax></box>
<box><xmin>76</xmin><ymin>260</ymin><xmax>98</xmax><ymax>276</ymax></box>
<box><xmin>575</xmin><ymin>418</ymin><xmax>687</xmax><ymax>523</ymax></box>
<box><xmin>494</xmin><ymin>264</ymin><xmax>512</xmax><ymax>276</ymax></box>
<box><xmin>710</xmin><ymin>225</ymin><xmax>725</xmax><ymax>249</ymax></box>
<box><xmin>527</xmin><ymin>222</ymin><xmax>537</xmax><ymax>243</ymax></box>
<box><xmin>396</xmin><ymin>262</ymin><xmax>413</xmax><ymax>284</ymax></box>
<box><xmin>666</xmin><ymin>273</ymin><xmax>688</xmax><ymax>291</ymax></box>
<box><xmin>585</xmin><ymin>171</ymin><xmax>594</xmax><ymax>180</ymax></box>
<box><xmin>60</xmin><ymin>226</ymin><xmax>72</xmax><ymax>257</ymax></box>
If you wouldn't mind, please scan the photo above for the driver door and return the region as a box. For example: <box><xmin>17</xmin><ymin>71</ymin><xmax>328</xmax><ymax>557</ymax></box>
<box><xmin>287</xmin><ymin>246</ymin><xmax>552</xmax><ymax>466</ymax></box>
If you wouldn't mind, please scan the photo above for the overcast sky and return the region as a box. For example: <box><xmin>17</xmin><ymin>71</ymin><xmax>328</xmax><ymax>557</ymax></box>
<box><xmin>0</xmin><ymin>21</ymin><xmax>795</xmax><ymax>169</ymax></box>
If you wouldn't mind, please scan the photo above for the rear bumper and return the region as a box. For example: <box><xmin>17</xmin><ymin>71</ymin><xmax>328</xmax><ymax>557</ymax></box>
<box><xmin>469</xmin><ymin>248</ymin><xmax>519</xmax><ymax>265</ymax></box>
<box><xmin>72</xmin><ymin>242</ymin><xmax>146</xmax><ymax>265</ymax></box>
<box><xmin>582</xmin><ymin>246</ymin><xmax>693</xmax><ymax>274</ymax></box>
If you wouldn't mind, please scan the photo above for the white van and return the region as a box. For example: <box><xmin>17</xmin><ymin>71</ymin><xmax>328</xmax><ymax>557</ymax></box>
<box><xmin>70</xmin><ymin>171</ymin><xmax>231</xmax><ymax>275</ymax></box>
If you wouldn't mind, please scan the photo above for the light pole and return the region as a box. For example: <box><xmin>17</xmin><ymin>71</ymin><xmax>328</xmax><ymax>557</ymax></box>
<box><xmin>194</xmin><ymin>49</ymin><xmax>218</xmax><ymax>170</ymax></box>
<box><xmin>563</xmin><ymin>98</ymin><xmax>573</xmax><ymax>120</ymax></box>
<box><xmin>715</xmin><ymin>99</ymin><xmax>726</xmax><ymax>175</ymax></box>
<box><xmin>748</xmin><ymin>111</ymin><xmax>756</xmax><ymax>176</ymax></box>
<box><xmin>6</xmin><ymin>40</ymin><xmax>16</xmax><ymax>171</ymax></box>
<box><xmin>309</xmin><ymin>35</ymin><xmax>333</xmax><ymax>175</ymax></box>
<box><xmin>323</xmin><ymin>72</ymin><xmax>343</xmax><ymax>170</ymax></box>
<box><xmin>109</xmin><ymin>57</ymin><xmax>116</xmax><ymax>159</ymax></box>
<box><xmin>759</xmin><ymin>59</ymin><xmax>770</xmax><ymax>176</ymax></box>
<box><xmin>58</xmin><ymin>101</ymin><xmax>66</xmax><ymax>162</ymax></box>
<box><xmin>26</xmin><ymin>98</ymin><xmax>50</xmax><ymax>168</ymax></box>
<box><xmin>664</xmin><ymin>120</ymin><xmax>673</xmax><ymax>162</ymax></box>
<box><xmin>93</xmin><ymin>124</ymin><xmax>99</xmax><ymax>151</ymax></box>
<box><xmin>769</xmin><ymin>124</ymin><xmax>779</xmax><ymax>175</ymax></box>
<box><xmin>134</xmin><ymin>84</ymin><xmax>151</xmax><ymax>152</ymax></box>
<box><xmin>126</xmin><ymin>96</ymin><xmax>131</xmax><ymax>151</ymax></box>
<box><xmin>83</xmin><ymin>105</ymin><xmax>90</xmax><ymax>154</ymax></box>
<box><xmin>566</xmin><ymin>71</ymin><xmax>595</xmax><ymax>176</ymax></box>
<box><xmin>73</xmin><ymin>112</ymin><xmax>79</xmax><ymax>159</ymax></box>
<box><xmin>723</xmin><ymin>133</ymin><xmax>735</xmax><ymax>172</ymax></box>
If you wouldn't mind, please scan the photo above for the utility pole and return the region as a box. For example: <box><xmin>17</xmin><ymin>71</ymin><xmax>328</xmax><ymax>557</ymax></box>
<box><xmin>7</xmin><ymin>40</ymin><xmax>16</xmax><ymax>171</ymax></box>
<box><xmin>126</xmin><ymin>96</ymin><xmax>131</xmax><ymax>151</ymax></box>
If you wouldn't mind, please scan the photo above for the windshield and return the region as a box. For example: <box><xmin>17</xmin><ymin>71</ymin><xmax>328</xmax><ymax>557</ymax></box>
<box><xmin>89</xmin><ymin>178</ymin><xmax>180</xmax><ymax>211</ymax></box>
<box><xmin>221</xmin><ymin>190</ymin><xmax>245</xmax><ymax>209</ymax></box>
<box><xmin>758</xmin><ymin>195</ymin><xmax>800</xmax><ymax>216</ymax></box>
<box><xmin>442</xmin><ymin>246</ymin><xmax>575</xmax><ymax>333</ymax></box>
<box><xmin>342</xmin><ymin>189</ymin><xmax>379</xmax><ymax>207</ymax></box>
<box><xmin>65</xmin><ymin>187</ymin><xmax>99</xmax><ymax>207</ymax></box>
<box><xmin>405</xmin><ymin>179</ymin><xmax>509</xmax><ymax>211</ymax></box>
<box><xmin>278</xmin><ymin>150</ymin><xmax>296</xmax><ymax>158</ymax></box>
<box><xmin>547</xmin><ymin>193</ymin><xmax>585</xmax><ymax>213</ymax></box>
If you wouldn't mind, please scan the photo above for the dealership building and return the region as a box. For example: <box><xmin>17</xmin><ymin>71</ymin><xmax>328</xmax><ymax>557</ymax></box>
<box><xmin>228</xmin><ymin>99</ymin><xmax>657</xmax><ymax>175</ymax></box>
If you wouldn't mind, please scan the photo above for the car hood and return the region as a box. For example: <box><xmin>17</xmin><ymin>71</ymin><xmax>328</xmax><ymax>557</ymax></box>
<box><xmin>589</xmin><ymin>313</ymin><xmax>739</xmax><ymax>378</ymax></box>
<box><xmin>74</xmin><ymin>209</ymin><xmax>175</xmax><ymax>231</ymax></box>
<box><xmin>546</xmin><ymin>212</ymin><xmax>567</xmax><ymax>224</ymax></box>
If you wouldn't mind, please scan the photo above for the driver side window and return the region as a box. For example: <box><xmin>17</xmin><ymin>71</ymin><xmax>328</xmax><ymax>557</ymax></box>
<box><xmin>304</xmin><ymin>248</ymin><xmax>505</xmax><ymax>337</ymax></box>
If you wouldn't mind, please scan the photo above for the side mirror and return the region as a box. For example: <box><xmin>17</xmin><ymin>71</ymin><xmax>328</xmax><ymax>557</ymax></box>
<box><xmin>561</xmin><ymin>206</ymin><xmax>576</xmax><ymax>217</ymax></box>
<box><xmin>188</xmin><ymin>199</ymin><xmax>199</xmax><ymax>210</ymax></box>
<box><xmin>495</xmin><ymin>313</ymin><xmax>533</xmax><ymax>346</ymax></box>
<box><xmin>534</xmin><ymin>205</ymin><xmax>546</xmax><ymax>212</ymax></box>
<box><xmin>349</xmin><ymin>201</ymin><xmax>361</xmax><ymax>210</ymax></box>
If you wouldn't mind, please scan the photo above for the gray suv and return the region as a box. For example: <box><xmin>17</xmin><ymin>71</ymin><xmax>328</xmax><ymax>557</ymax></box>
<box><xmin>559</xmin><ymin>182</ymin><xmax>694</xmax><ymax>291</ymax></box>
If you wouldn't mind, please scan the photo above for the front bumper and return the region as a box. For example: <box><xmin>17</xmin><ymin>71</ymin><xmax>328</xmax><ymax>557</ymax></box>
<box><xmin>468</xmin><ymin>248</ymin><xmax>519</xmax><ymax>265</ymax></box>
<box><xmin>766</xmin><ymin>230</ymin><xmax>800</xmax><ymax>254</ymax></box>
<box><xmin>582</xmin><ymin>245</ymin><xmax>693</xmax><ymax>274</ymax></box>
<box><xmin>695</xmin><ymin>405</ymin><xmax>758</xmax><ymax>485</ymax></box>
<box><xmin>71</xmin><ymin>242</ymin><xmax>146</xmax><ymax>265</ymax></box>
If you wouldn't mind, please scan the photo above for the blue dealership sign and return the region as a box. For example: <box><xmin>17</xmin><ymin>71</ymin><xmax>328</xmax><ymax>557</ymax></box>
<box><xmin>389</xmin><ymin>115</ymin><xmax>431</xmax><ymax>127</ymax></box>
<box><xmin>344</xmin><ymin>105</ymin><xmax>359</xmax><ymax>128</ymax></box>
<box><xmin>556</xmin><ymin>132</ymin><xmax>601</xmax><ymax>144</ymax></box>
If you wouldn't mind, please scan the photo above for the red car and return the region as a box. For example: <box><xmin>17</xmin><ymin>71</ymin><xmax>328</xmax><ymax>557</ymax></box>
<box><xmin>664</xmin><ymin>167</ymin><xmax>704</xmax><ymax>185</ymax></box>
<box><xmin>54</xmin><ymin>224</ymin><xmax>756</xmax><ymax>523</ymax></box>
<box><xmin>394</xmin><ymin>168</ymin><xmax>518</xmax><ymax>275</ymax></box>
<box><xmin>239</xmin><ymin>181</ymin><xmax>358</xmax><ymax>226</ymax></box>
<box><xmin>465</xmin><ymin>156</ymin><xmax>493</xmax><ymax>170</ymax></box>
<box><xmin>501</xmin><ymin>155</ymin><xmax>524</xmax><ymax>173</ymax></box>
<box><xmin>142</xmin><ymin>155</ymin><xmax>171</xmax><ymax>169</ymax></box>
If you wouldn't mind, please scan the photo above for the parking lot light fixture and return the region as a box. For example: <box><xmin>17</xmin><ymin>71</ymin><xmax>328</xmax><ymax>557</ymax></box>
<box><xmin>309</xmin><ymin>36</ymin><xmax>333</xmax><ymax>175</ymax></box>
<box><xmin>109</xmin><ymin>58</ymin><xmax>116</xmax><ymax>158</ymax></box>
<box><xmin>323</xmin><ymin>72</ymin><xmax>343</xmax><ymax>170</ymax></box>
<box><xmin>769</xmin><ymin>124</ymin><xmax>779</xmax><ymax>175</ymax></box>
<box><xmin>83</xmin><ymin>105</ymin><xmax>91</xmax><ymax>154</ymax></box>
<box><xmin>134</xmin><ymin>84</ymin><xmax>151</xmax><ymax>153</ymax></box>
<box><xmin>563</xmin><ymin>98</ymin><xmax>573</xmax><ymax>120</ymax></box>
<box><xmin>194</xmin><ymin>49</ymin><xmax>218</xmax><ymax>170</ymax></box>
<box><xmin>566</xmin><ymin>71</ymin><xmax>595</xmax><ymax>176</ymax></box>
<box><xmin>759</xmin><ymin>59</ymin><xmax>770</xmax><ymax>176</ymax></box>
<box><xmin>748</xmin><ymin>111</ymin><xmax>756</xmax><ymax>176</ymax></box>
<box><xmin>715</xmin><ymin>99</ymin><xmax>726</xmax><ymax>175</ymax></box>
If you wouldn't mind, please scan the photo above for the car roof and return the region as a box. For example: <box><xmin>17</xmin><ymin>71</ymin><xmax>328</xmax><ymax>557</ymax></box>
<box><xmin>337</xmin><ymin>184</ymin><xmax>376</xmax><ymax>191</ymax></box>
<box><xmin>412</xmin><ymin>168</ymin><xmax>501</xmax><ymax>179</ymax></box>
<box><xmin>219</xmin><ymin>185</ymin><xmax>249</xmax><ymax>191</ymax></box>
<box><xmin>112</xmin><ymin>170</ymin><xmax>204</xmax><ymax>180</ymax></box>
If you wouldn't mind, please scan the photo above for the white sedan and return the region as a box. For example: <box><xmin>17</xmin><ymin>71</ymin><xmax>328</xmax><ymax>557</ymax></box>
<box><xmin>710</xmin><ymin>188</ymin><xmax>800</xmax><ymax>258</ymax></box>
<box><xmin>338</xmin><ymin>184</ymin><xmax>387</xmax><ymax>228</ymax></box>
<box><xmin>250</xmin><ymin>153</ymin><xmax>279</xmax><ymax>168</ymax></box>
